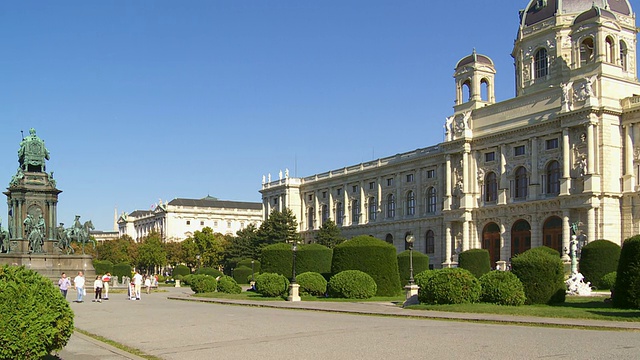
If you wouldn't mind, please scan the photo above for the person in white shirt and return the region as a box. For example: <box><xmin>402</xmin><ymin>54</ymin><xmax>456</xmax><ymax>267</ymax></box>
<box><xmin>144</xmin><ymin>276</ymin><xmax>151</xmax><ymax>294</ymax></box>
<box><xmin>73</xmin><ymin>271</ymin><xmax>85</xmax><ymax>303</ymax></box>
<box><xmin>101</xmin><ymin>272</ymin><xmax>111</xmax><ymax>300</ymax></box>
<box><xmin>133</xmin><ymin>270</ymin><xmax>143</xmax><ymax>300</ymax></box>
<box><xmin>93</xmin><ymin>276</ymin><xmax>103</xmax><ymax>303</ymax></box>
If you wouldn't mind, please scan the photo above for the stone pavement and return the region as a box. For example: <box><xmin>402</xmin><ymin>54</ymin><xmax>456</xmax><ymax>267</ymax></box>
<box><xmin>57</xmin><ymin>286</ymin><xmax>640</xmax><ymax>359</ymax></box>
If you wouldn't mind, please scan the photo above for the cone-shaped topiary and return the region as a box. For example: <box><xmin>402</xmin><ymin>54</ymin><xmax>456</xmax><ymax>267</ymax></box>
<box><xmin>511</xmin><ymin>248</ymin><xmax>565</xmax><ymax>305</ymax></box>
<box><xmin>479</xmin><ymin>270</ymin><xmax>526</xmax><ymax>306</ymax></box>
<box><xmin>579</xmin><ymin>240</ymin><xmax>620</xmax><ymax>289</ymax></box>
<box><xmin>0</xmin><ymin>265</ymin><xmax>74</xmax><ymax>359</ymax></box>
<box><xmin>397</xmin><ymin>250</ymin><xmax>429</xmax><ymax>285</ymax></box>
<box><xmin>612</xmin><ymin>235</ymin><xmax>640</xmax><ymax>309</ymax></box>
<box><xmin>331</xmin><ymin>235</ymin><xmax>402</xmax><ymax>296</ymax></box>
<box><xmin>458</xmin><ymin>249</ymin><xmax>491</xmax><ymax>278</ymax></box>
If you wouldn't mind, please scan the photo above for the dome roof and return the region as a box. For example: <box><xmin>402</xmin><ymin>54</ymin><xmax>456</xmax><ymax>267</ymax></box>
<box><xmin>455</xmin><ymin>49</ymin><xmax>494</xmax><ymax>69</ymax></box>
<box><xmin>574</xmin><ymin>6</ymin><xmax>617</xmax><ymax>24</ymax></box>
<box><xmin>521</xmin><ymin>0</ymin><xmax>631</xmax><ymax>27</ymax></box>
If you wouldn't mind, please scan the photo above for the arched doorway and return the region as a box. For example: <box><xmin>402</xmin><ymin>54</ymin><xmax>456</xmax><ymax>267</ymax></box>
<box><xmin>482</xmin><ymin>223</ymin><xmax>501</xmax><ymax>267</ymax></box>
<box><xmin>511</xmin><ymin>220</ymin><xmax>531</xmax><ymax>258</ymax></box>
<box><xmin>385</xmin><ymin>233</ymin><xmax>393</xmax><ymax>244</ymax></box>
<box><xmin>543</xmin><ymin>216</ymin><xmax>562</xmax><ymax>254</ymax></box>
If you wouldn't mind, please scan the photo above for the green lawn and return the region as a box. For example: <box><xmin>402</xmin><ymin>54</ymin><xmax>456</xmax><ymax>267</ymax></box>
<box><xmin>408</xmin><ymin>296</ymin><xmax>640</xmax><ymax>322</ymax></box>
<box><xmin>193</xmin><ymin>290</ymin><xmax>404</xmax><ymax>303</ymax></box>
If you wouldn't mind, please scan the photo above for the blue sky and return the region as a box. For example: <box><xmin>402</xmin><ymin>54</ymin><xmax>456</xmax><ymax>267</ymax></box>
<box><xmin>0</xmin><ymin>1</ymin><xmax>637</xmax><ymax>231</ymax></box>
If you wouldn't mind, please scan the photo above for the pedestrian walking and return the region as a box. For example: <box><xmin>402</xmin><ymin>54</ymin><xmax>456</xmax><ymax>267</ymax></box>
<box><xmin>58</xmin><ymin>272</ymin><xmax>71</xmax><ymax>299</ymax></box>
<box><xmin>101</xmin><ymin>272</ymin><xmax>111</xmax><ymax>300</ymax></box>
<box><xmin>73</xmin><ymin>271</ymin><xmax>85</xmax><ymax>303</ymax></box>
<box><xmin>133</xmin><ymin>270</ymin><xmax>143</xmax><ymax>300</ymax></box>
<box><xmin>144</xmin><ymin>275</ymin><xmax>151</xmax><ymax>294</ymax></box>
<box><xmin>93</xmin><ymin>275</ymin><xmax>103</xmax><ymax>302</ymax></box>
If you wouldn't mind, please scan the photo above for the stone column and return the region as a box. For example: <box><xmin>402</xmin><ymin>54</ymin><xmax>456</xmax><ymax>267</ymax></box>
<box><xmin>587</xmin><ymin>207</ymin><xmax>596</xmax><ymax>243</ymax></box>
<box><xmin>17</xmin><ymin>200</ymin><xmax>23</xmax><ymax>239</ymax></box>
<box><xmin>499</xmin><ymin>145</ymin><xmax>508</xmax><ymax>204</ymax></box>
<box><xmin>562</xmin><ymin>210</ymin><xmax>571</xmax><ymax>261</ymax></box>
<box><xmin>445</xmin><ymin>155</ymin><xmax>452</xmax><ymax>210</ymax></box>
<box><xmin>587</xmin><ymin>123</ymin><xmax>595</xmax><ymax>175</ymax></box>
<box><xmin>561</xmin><ymin>128</ymin><xmax>571</xmax><ymax>195</ymax></box>
<box><xmin>624</xmin><ymin>124</ymin><xmax>635</xmax><ymax>192</ymax></box>
<box><xmin>443</xmin><ymin>222</ymin><xmax>452</xmax><ymax>267</ymax></box>
<box><xmin>462</xmin><ymin>150</ymin><xmax>469</xmax><ymax>194</ymax></box>
<box><xmin>462</xmin><ymin>220</ymin><xmax>470</xmax><ymax>251</ymax></box>
<box><xmin>530</xmin><ymin>137</ymin><xmax>539</xmax><ymax>199</ymax></box>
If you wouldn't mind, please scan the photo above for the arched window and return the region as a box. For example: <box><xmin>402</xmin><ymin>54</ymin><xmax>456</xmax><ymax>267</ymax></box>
<box><xmin>462</xmin><ymin>79</ymin><xmax>471</xmax><ymax>101</ymax></box>
<box><xmin>307</xmin><ymin>207</ymin><xmax>314</xmax><ymax>230</ymax></box>
<box><xmin>620</xmin><ymin>41</ymin><xmax>628</xmax><ymax>71</ymax></box>
<box><xmin>351</xmin><ymin>200</ymin><xmax>360</xmax><ymax>224</ymax></box>
<box><xmin>515</xmin><ymin>167</ymin><xmax>528</xmax><ymax>199</ymax></box>
<box><xmin>580</xmin><ymin>38</ymin><xmax>595</xmax><ymax>66</ymax></box>
<box><xmin>321</xmin><ymin>204</ymin><xmax>329</xmax><ymax>225</ymax></box>
<box><xmin>534</xmin><ymin>48</ymin><xmax>548</xmax><ymax>79</ymax></box>
<box><xmin>480</xmin><ymin>78</ymin><xmax>489</xmax><ymax>101</ymax></box>
<box><xmin>605</xmin><ymin>36</ymin><xmax>615</xmax><ymax>63</ymax></box>
<box><xmin>546</xmin><ymin>161</ymin><xmax>560</xmax><ymax>195</ymax></box>
<box><xmin>485</xmin><ymin>172</ymin><xmax>497</xmax><ymax>202</ymax></box>
<box><xmin>406</xmin><ymin>191</ymin><xmax>415</xmax><ymax>216</ymax></box>
<box><xmin>336</xmin><ymin>202</ymin><xmax>343</xmax><ymax>226</ymax></box>
<box><xmin>385</xmin><ymin>233</ymin><xmax>393</xmax><ymax>244</ymax></box>
<box><xmin>387</xmin><ymin>194</ymin><xmax>396</xmax><ymax>218</ymax></box>
<box><xmin>426</xmin><ymin>187</ymin><xmax>437</xmax><ymax>213</ymax></box>
<box><xmin>425</xmin><ymin>230</ymin><xmax>435</xmax><ymax>254</ymax></box>
<box><xmin>368</xmin><ymin>197</ymin><xmax>377</xmax><ymax>221</ymax></box>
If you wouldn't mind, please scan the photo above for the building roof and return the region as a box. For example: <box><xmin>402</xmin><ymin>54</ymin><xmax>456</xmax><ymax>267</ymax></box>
<box><xmin>456</xmin><ymin>49</ymin><xmax>494</xmax><ymax>69</ymax></box>
<box><xmin>574</xmin><ymin>6</ymin><xmax>617</xmax><ymax>24</ymax></box>
<box><xmin>168</xmin><ymin>198</ymin><xmax>262</xmax><ymax>210</ymax></box>
<box><xmin>521</xmin><ymin>0</ymin><xmax>631</xmax><ymax>27</ymax></box>
<box><xmin>128</xmin><ymin>210</ymin><xmax>153</xmax><ymax>217</ymax></box>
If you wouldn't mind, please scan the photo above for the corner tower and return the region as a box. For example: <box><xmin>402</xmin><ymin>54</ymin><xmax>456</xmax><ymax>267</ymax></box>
<box><xmin>453</xmin><ymin>49</ymin><xmax>497</xmax><ymax>112</ymax></box>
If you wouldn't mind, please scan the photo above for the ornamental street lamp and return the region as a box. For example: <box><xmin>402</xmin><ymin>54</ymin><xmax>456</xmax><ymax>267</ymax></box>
<box><xmin>291</xmin><ymin>243</ymin><xmax>298</xmax><ymax>284</ymax></box>
<box><xmin>251</xmin><ymin>260</ymin><xmax>255</xmax><ymax>282</ymax></box>
<box><xmin>287</xmin><ymin>241</ymin><xmax>301</xmax><ymax>302</ymax></box>
<box><xmin>405</xmin><ymin>233</ymin><xmax>415</xmax><ymax>285</ymax></box>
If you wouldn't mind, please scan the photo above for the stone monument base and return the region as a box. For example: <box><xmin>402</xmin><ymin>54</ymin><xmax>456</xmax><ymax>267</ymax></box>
<box><xmin>0</xmin><ymin>253</ymin><xmax>95</xmax><ymax>283</ymax></box>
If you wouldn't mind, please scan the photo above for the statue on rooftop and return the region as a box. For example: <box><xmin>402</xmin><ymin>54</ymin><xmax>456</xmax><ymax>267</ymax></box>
<box><xmin>18</xmin><ymin>128</ymin><xmax>50</xmax><ymax>172</ymax></box>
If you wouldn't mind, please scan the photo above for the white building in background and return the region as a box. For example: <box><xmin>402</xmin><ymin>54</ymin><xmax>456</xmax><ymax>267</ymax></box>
<box><xmin>260</xmin><ymin>0</ymin><xmax>640</xmax><ymax>269</ymax></box>
<box><xmin>118</xmin><ymin>196</ymin><xmax>263</xmax><ymax>242</ymax></box>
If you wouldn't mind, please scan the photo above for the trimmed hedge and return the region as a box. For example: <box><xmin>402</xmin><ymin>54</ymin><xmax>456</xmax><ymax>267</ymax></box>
<box><xmin>190</xmin><ymin>275</ymin><xmax>217</xmax><ymax>293</ymax></box>
<box><xmin>579</xmin><ymin>240</ymin><xmax>620</xmax><ymax>289</ymax></box>
<box><xmin>418</xmin><ymin>268</ymin><xmax>481</xmax><ymax>305</ymax></box>
<box><xmin>113</xmin><ymin>262</ymin><xmax>132</xmax><ymax>282</ymax></box>
<box><xmin>297</xmin><ymin>244</ymin><xmax>333</xmax><ymax>277</ymax></box>
<box><xmin>601</xmin><ymin>272</ymin><xmax>617</xmax><ymax>291</ymax></box>
<box><xmin>458</xmin><ymin>249</ymin><xmax>491</xmax><ymax>278</ymax></box>
<box><xmin>529</xmin><ymin>246</ymin><xmax>561</xmax><ymax>257</ymax></box>
<box><xmin>0</xmin><ymin>265</ymin><xmax>74</xmax><ymax>359</ymax></box>
<box><xmin>328</xmin><ymin>270</ymin><xmax>377</xmax><ymax>299</ymax></box>
<box><xmin>296</xmin><ymin>272</ymin><xmax>327</xmax><ymax>296</ymax></box>
<box><xmin>479</xmin><ymin>270</ymin><xmax>526</xmax><ymax>306</ymax></box>
<box><xmin>511</xmin><ymin>248</ymin><xmax>565</xmax><ymax>305</ymax></box>
<box><xmin>397</xmin><ymin>250</ymin><xmax>429</xmax><ymax>285</ymax></box>
<box><xmin>217</xmin><ymin>275</ymin><xmax>242</xmax><ymax>294</ymax></box>
<box><xmin>93</xmin><ymin>260</ymin><xmax>113</xmax><ymax>275</ymax></box>
<box><xmin>331</xmin><ymin>235</ymin><xmax>402</xmax><ymax>296</ymax></box>
<box><xmin>237</xmin><ymin>259</ymin><xmax>261</xmax><ymax>274</ymax></box>
<box><xmin>255</xmin><ymin>273</ymin><xmax>290</xmax><ymax>297</ymax></box>
<box><xmin>195</xmin><ymin>267</ymin><xmax>223</xmax><ymax>278</ymax></box>
<box><xmin>261</xmin><ymin>243</ymin><xmax>295</xmax><ymax>278</ymax></box>
<box><xmin>233</xmin><ymin>266</ymin><xmax>253</xmax><ymax>284</ymax></box>
<box><xmin>173</xmin><ymin>264</ymin><xmax>191</xmax><ymax>277</ymax></box>
<box><xmin>613</xmin><ymin>235</ymin><xmax>640</xmax><ymax>308</ymax></box>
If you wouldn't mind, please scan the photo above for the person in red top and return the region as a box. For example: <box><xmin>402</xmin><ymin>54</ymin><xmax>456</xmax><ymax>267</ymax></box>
<box><xmin>101</xmin><ymin>272</ymin><xmax>111</xmax><ymax>300</ymax></box>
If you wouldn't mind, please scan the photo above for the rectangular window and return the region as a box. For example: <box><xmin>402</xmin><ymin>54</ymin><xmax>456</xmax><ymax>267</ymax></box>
<box><xmin>273</xmin><ymin>198</ymin><xmax>278</xmax><ymax>205</ymax></box>
<box><xmin>387</xmin><ymin>178</ymin><xmax>394</xmax><ymax>186</ymax></box>
<box><xmin>426</xmin><ymin>169</ymin><xmax>435</xmax><ymax>179</ymax></box>
<box><xmin>352</xmin><ymin>185</ymin><xmax>358</xmax><ymax>193</ymax></box>
<box><xmin>546</xmin><ymin>138</ymin><xmax>558</xmax><ymax>150</ymax></box>
<box><xmin>227</xmin><ymin>221</ymin><xmax>232</xmax><ymax>228</ymax></box>
<box><xmin>322</xmin><ymin>191</ymin><xmax>327</xmax><ymax>199</ymax></box>
<box><xmin>369</xmin><ymin>181</ymin><xmax>375</xmax><ymax>190</ymax></box>
<box><xmin>200</xmin><ymin>221</ymin><xmax>204</xmax><ymax>226</ymax></box>
<box><xmin>514</xmin><ymin>145</ymin><xmax>526</xmax><ymax>156</ymax></box>
<box><xmin>336</xmin><ymin>188</ymin><xmax>342</xmax><ymax>196</ymax></box>
<box><xmin>214</xmin><ymin>220</ymin><xmax>218</xmax><ymax>227</ymax></box>
<box><xmin>406</xmin><ymin>174</ymin><xmax>414</xmax><ymax>182</ymax></box>
<box><xmin>308</xmin><ymin>194</ymin><xmax>313</xmax><ymax>201</ymax></box>
<box><xmin>186</xmin><ymin>220</ymin><xmax>191</xmax><ymax>225</ymax></box>
<box><xmin>485</xmin><ymin>152</ymin><xmax>495</xmax><ymax>162</ymax></box>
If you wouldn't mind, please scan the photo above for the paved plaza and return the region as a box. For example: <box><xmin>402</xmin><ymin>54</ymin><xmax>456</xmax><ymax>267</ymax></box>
<box><xmin>56</xmin><ymin>286</ymin><xmax>640</xmax><ymax>360</ymax></box>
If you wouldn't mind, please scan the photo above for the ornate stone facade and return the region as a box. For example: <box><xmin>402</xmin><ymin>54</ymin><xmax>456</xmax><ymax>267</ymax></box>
<box><xmin>260</xmin><ymin>1</ymin><xmax>640</xmax><ymax>268</ymax></box>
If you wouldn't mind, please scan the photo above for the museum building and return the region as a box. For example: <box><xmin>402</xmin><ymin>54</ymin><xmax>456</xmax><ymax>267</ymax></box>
<box><xmin>118</xmin><ymin>196</ymin><xmax>262</xmax><ymax>242</ymax></box>
<box><xmin>259</xmin><ymin>0</ymin><xmax>640</xmax><ymax>269</ymax></box>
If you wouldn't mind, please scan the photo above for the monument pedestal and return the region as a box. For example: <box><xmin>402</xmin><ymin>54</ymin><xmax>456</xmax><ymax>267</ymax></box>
<box><xmin>0</xmin><ymin>252</ymin><xmax>95</xmax><ymax>282</ymax></box>
<box><xmin>287</xmin><ymin>283</ymin><xmax>301</xmax><ymax>302</ymax></box>
<box><xmin>403</xmin><ymin>284</ymin><xmax>419</xmax><ymax>307</ymax></box>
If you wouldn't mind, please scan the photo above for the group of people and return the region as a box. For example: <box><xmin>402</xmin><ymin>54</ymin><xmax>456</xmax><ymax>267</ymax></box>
<box><xmin>128</xmin><ymin>270</ymin><xmax>157</xmax><ymax>300</ymax></box>
<box><xmin>57</xmin><ymin>271</ymin><xmax>112</xmax><ymax>303</ymax></box>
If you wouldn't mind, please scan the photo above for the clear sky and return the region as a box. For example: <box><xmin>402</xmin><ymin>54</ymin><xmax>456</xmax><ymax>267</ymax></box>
<box><xmin>0</xmin><ymin>1</ymin><xmax>637</xmax><ymax>231</ymax></box>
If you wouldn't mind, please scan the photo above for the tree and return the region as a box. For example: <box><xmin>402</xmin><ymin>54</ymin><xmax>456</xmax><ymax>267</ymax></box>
<box><xmin>314</xmin><ymin>219</ymin><xmax>345</xmax><ymax>248</ymax></box>
<box><xmin>181</xmin><ymin>237</ymin><xmax>198</xmax><ymax>269</ymax></box>
<box><xmin>137</xmin><ymin>232</ymin><xmax>167</xmax><ymax>274</ymax></box>
<box><xmin>256</xmin><ymin>209</ymin><xmax>300</xmax><ymax>251</ymax></box>
<box><xmin>224</xmin><ymin>224</ymin><xmax>259</xmax><ymax>269</ymax></box>
<box><xmin>164</xmin><ymin>241</ymin><xmax>182</xmax><ymax>267</ymax></box>
<box><xmin>96</xmin><ymin>235</ymin><xmax>137</xmax><ymax>264</ymax></box>
<box><xmin>193</xmin><ymin>227</ymin><xmax>228</xmax><ymax>268</ymax></box>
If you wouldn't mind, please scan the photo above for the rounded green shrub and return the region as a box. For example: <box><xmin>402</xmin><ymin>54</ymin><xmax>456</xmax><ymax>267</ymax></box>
<box><xmin>601</xmin><ymin>271</ymin><xmax>617</xmax><ymax>291</ymax></box>
<box><xmin>181</xmin><ymin>274</ymin><xmax>194</xmax><ymax>285</ymax></box>
<box><xmin>232</xmin><ymin>266</ymin><xmax>253</xmax><ymax>284</ymax></box>
<box><xmin>0</xmin><ymin>265</ymin><xmax>74</xmax><ymax>359</ymax></box>
<box><xmin>297</xmin><ymin>244</ymin><xmax>333</xmax><ymax>277</ymax></box>
<box><xmin>328</xmin><ymin>270</ymin><xmax>377</xmax><ymax>299</ymax></box>
<box><xmin>458</xmin><ymin>249</ymin><xmax>491</xmax><ymax>278</ymax></box>
<box><xmin>479</xmin><ymin>270</ymin><xmax>526</xmax><ymax>306</ymax></box>
<box><xmin>195</xmin><ymin>267</ymin><xmax>222</xmax><ymax>278</ymax></box>
<box><xmin>579</xmin><ymin>240</ymin><xmax>620</xmax><ymax>289</ymax></box>
<box><xmin>397</xmin><ymin>250</ymin><xmax>429</xmax><ymax>284</ymax></box>
<box><xmin>93</xmin><ymin>260</ymin><xmax>113</xmax><ymax>275</ymax></box>
<box><xmin>190</xmin><ymin>275</ymin><xmax>217</xmax><ymax>293</ymax></box>
<box><xmin>237</xmin><ymin>259</ymin><xmax>261</xmax><ymax>274</ymax></box>
<box><xmin>247</xmin><ymin>272</ymin><xmax>260</xmax><ymax>283</ymax></box>
<box><xmin>255</xmin><ymin>272</ymin><xmax>290</xmax><ymax>297</ymax></box>
<box><xmin>112</xmin><ymin>262</ymin><xmax>132</xmax><ymax>282</ymax></box>
<box><xmin>415</xmin><ymin>270</ymin><xmax>436</xmax><ymax>304</ymax></box>
<box><xmin>261</xmin><ymin>243</ymin><xmax>295</xmax><ymax>278</ymax></box>
<box><xmin>173</xmin><ymin>264</ymin><xmax>191</xmax><ymax>277</ymax></box>
<box><xmin>511</xmin><ymin>248</ymin><xmax>565</xmax><ymax>305</ymax></box>
<box><xmin>331</xmin><ymin>235</ymin><xmax>402</xmax><ymax>296</ymax></box>
<box><xmin>419</xmin><ymin>268</ymin><xmax>481</xmax><ymax>305</ymax></box>
<box><xmin>217</xmin><ymin>275</ymin><xmax>242</xmax><ymax>294</ymax></box>
<box><xmin>613</xmin><ymin>235</ymin><xmax>640</xmax><ymax>308</ymax></box>
<box><xmin>528</xmin><ymin>246</ymin><xmax>561</xmax><ymax>257</ymax></box>
<box><xmin>296</xmin><ymin>272</ymin><xmax>328</xmax><ymax>296</ymax></box>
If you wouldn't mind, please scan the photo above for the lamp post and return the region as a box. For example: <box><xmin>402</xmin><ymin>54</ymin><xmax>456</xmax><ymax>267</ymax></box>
<box><xmin>287</xmin><ymin>241</ymin><xmax>301</xmax><ymax>302</ymax></box>
<box><xmin>403</xmin><ymin>233</ymin><xmax>419</xmax><ymax>307</ymax></box>
<box><xmin>251</xmin><ymin>260</ymin><xmax>255</xmax><ymax>282</ymax></box>
<box><xmin>291</xmin><ymin>243</ymin><xmax>298</xmax><ymax>284</ymax></box>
